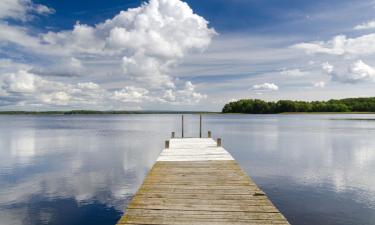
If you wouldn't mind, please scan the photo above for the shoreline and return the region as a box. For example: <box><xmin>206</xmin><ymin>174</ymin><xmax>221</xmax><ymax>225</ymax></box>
<box><xmin>0</xmin><ymin>111</ymin><xmax>374</xmax><ymax>115</ymax></box>
<box><xmin>280</xmin><ymin>112</ymin><xmax>375</xmax><ymax>115</ymax></box>
<box><xmin>0</xmin><ymin>111</ymin><xmax>220</xmax><ymax>115</ymax></box>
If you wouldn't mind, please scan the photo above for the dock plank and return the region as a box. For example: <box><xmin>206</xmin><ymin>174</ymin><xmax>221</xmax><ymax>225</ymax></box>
<box><xmin>116</xmin><ymin>138</ymin><xmax>290</xmax><ymax>225</ymax></box>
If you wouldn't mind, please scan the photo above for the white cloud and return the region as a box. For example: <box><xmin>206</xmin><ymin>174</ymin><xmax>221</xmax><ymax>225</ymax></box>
<box><xmin>313</xmin><ymin>81</ymin><xmax>326</xmax><ymax>88</ymax></box>
<box><xmin>0</xmin><ymin>59</ymin><xmax>32</xmax><ymax>73</ymax></box>
<box><xmin>121</xmin><ymin>54</ymin><xmax>174</xmax><ymax>88</ymax></box>
<box><xmin>2</xmin><ymin>70</ymin><xmax>37</xmax><ymax>93</ymax></box>
<box><xmin>0</xmin><ymin>0</ymin><xmax>53</xmax><ymax>21</ymax></box>
<box><xmin>30</xmin><ymin>57</ymin><xmax>85</xmax><ymax>77</ymax></box>
<box><xmin>295</xmin><ymin>30</ymin><xmax>375</xmax><ymax>85</ymax></box>
<box><xmin>346</xmin><ymin>60</ymin><xmax>375</xmax><ymax>83</ymax></box>
<box><xmin>34</xmin><ymin>4</ymin><xmax>54</xmax><ymax>15</ymax></box>
<box><xmin>162</xmin><ymin>81</ymin><xmax>207</xmax><ymax>105</ymax></box>
<box><xmin>322</xmin><ymin>62</ymin><xmax>334</xmax><ymax>74</ymax></box>
<box><xmin>354</xmin><ymin>20</ymin><xmax>375</xmax><ymax>30</ymax></box>
<box><xmin>280</xmin><ymin>68</ymin><xmax>309</xmax><ymax>77</ymax></box>
<box><xmin>0</xmin><ymin>70</ymin><xmax>104</xmax><ymax>106</ymax></box>
<box><xmin>112</xmin><ymin>86</ymin><xmax>149</xmax><ymax>103</ymax></box>
<box><xmin>0</xmin><ymin>0</ymin><xmax>28</xmax><ymax>20</ymax></box>
<box><xmin>0</xmin><ymin>23</ymin><xmax>41</xmax><ymax>49</ymax></box>
<box><xmin>107</xmin><ymin>0</ymin><xmax>216</xmax><ymax>88</ymax></box>
<box><xmin>37</xmin><ymin>0</ymin><xmax>216</xmax><ymax>89</ymax></box>
<box><xmin>320</xmin><ymin>60</ymin><xmax>375</xmax><ymax>84</ymax></box>
<box><xmin>42</xmin><ymin>22</ymin><xmax>104</xmax><ymax>55</ymax></box>
<box><xmin>77</xmin><ymin>82</ymin><xmax>100</xmax><ymax>90</ymax></box>
<box><xmin>0</xmin><ymin>0</ymin><xmax>212</xmax><ymax>108</ymax></box>
<box><xmin>40</xmin><ymin>91</ymin><xmax>71</xmax><ymax>106</ymax></box>
<box><xmin>293</xmin><ymin>34</ymin><xmax>375</xmax><ymax>56</ymax></box>
<box><xmin>163</xmin><ymin>89</ymin><xmax>176</xmax><ymax>101</ymax></box>
<box><xmin>251</xmin><ymin>82</ymin><xmax>279</xmax><ymax>91</ymax></box>
<box><xmin>0</xmin><ymin>70</ymin><xmax>206</xmax><ymax>108</ymax></box>
<box><xmin>328</xmin><ymin>60</ymin><xmax>375</xmax><ymax>83</ymax></box>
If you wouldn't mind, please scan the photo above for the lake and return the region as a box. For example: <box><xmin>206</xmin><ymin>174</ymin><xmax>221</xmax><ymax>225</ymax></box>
<box><xmin>0</xmin><ymin>114</ymin><xmax>374</xmax><ymax>225</ymax></box>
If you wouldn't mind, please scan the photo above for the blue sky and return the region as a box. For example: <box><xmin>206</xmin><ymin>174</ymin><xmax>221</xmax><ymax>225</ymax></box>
<box><xmin>28</xmin><ymin>0</ymin><xmax>368</xmax><ymax>34</ymax></box>
<box><xmin>1</xmin><ymin>0</ymin><xmax>375</xmax><ymax>111</ymax></box>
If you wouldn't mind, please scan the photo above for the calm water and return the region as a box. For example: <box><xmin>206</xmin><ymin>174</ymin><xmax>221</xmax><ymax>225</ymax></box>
<box><xmin>0</xmin><ymin>114</ymin><xmax>375</xmax><ymax>225</ymax></box>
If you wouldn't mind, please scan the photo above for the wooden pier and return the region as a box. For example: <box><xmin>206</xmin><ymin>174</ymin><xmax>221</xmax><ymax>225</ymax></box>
<box><xmin>116</xmin><ymin>135</ymin><xmax>290</xmax><ymax>225</ymax></box>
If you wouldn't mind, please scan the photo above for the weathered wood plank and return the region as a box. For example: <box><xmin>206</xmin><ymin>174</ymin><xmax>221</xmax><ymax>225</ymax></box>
<box><xmin>120</xmin><ymin>216</ymin><xmax>289</xmax><ymax>225</ymax></box>
<box><xmin>134</xmin><ymin>193</ymin><xmax>267</xmax><ymax>200</ymax></box>
<box><xmin>116</xmin><ymin>138</ymin><xmax>290</xmax><ymax>225</ymax></box>
<box><xmin>121</xmin><ymin>209</ymin><xmax>287</xmax><ymax>220</ymax></box>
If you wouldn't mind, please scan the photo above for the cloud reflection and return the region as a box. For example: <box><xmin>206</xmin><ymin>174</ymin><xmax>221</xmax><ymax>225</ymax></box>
<box><xmin>1</xmin><ymin>114</ymin><xmax>375</xmax><ymax>225</ymax></box>
<box><xmin>0</xmin><ymin>115</ymin><xmax>178</xmax><ymax>225</ymax></box>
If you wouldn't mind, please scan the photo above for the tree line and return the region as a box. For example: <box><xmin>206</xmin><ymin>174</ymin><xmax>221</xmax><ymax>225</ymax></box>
<box><xmin>0</xmin><ymin>110</ymin><xmax>215</xmax><ymax>115</ymax></box>
<box><xmin>222</xmin><ymin>98</ymin><xmax>375</xmax><ymax>114</ymax></box>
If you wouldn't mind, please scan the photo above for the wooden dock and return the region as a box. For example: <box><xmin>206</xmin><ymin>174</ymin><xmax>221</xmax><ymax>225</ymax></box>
<box><xmin>116</xmin><ymin>137</ymin><xmax>290</xmax><ymax>225</ymax></box>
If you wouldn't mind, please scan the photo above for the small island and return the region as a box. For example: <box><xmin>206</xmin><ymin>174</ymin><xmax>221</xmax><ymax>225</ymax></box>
<box><xmin>222</xmin><ymin>97</ymin><xmax>375</xmax><ymax>114</ymax></box>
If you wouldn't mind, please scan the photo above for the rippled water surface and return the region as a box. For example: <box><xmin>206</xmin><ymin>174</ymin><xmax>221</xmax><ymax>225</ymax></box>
<box><xmin>0</xmin><ymin>114</ymin><xmax>375</xmax><ymax>225</ymax></box>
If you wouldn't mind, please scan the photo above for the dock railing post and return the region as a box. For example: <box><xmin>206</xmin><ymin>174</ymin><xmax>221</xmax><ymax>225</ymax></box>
<box><xmin>171</xmin><ymin>132</ymin><xmax>175</xmax><ymax>138</ymax></box>
<box><xmin>181</xmin><ymin>114</ymin><xmax>184</xmax><ymax>138</ymax></box>
<box><xmin>217</xmin><ymin>138</ymin><xmax>221</xmax><ymax>147</ymax></box>
<box><xmin>199</xmin><ymin>114</ymin><xmax>202</xmax><ymax>138</ymax></box>
<box><xmin>208</xmin><ymin>131</ymin><xmax>211</xmax><ymax>138</ymax></box>
<box><xmin>165</xmin><ymin>140</ymin><xmax>170</xmax><ymax>149</ymax></box>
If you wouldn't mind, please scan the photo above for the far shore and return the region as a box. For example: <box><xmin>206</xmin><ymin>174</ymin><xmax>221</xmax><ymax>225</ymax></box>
<box><xmin>1</xmin><ymin>111</ymin><xmax>375</xmax><ymax>115</ymax></box>
<box><xmin>280</xmin><ymin>112</ymin><xmax>375</xmax><ymax>114</ymax></box>
<box><xmin>0</xmin><ymin>110</ymin><xmax>219</xmax><ymax>115</ymax></box>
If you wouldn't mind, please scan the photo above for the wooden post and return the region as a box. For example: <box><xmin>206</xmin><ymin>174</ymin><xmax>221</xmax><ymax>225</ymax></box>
<box><xmin>165</xmin><ymin>140</ymin><xmax>170</xmax><ymax>149</ymax></box>
<box><xmin>217</xmin><ymin>138</ymin><xmax>221</xmax><ymax>147</ymax></box>
<box><xmin>182</xmin><ymin>115</ymin><xmax>184</xmax><ymax>138</ymax></box>
<box><xmin>208</xmin><ymin>131</ymin><xmax>211</xmax><ymax>138</ymax></box>
<box><xmin>171</xmin><ymin>132</ymin><xmax>175</xmax><ymax>138</ymax></box>
<box><xmin>199</xmin><ymin>114</ymin><xmax>202</xmax><ymax>138</ymax></box>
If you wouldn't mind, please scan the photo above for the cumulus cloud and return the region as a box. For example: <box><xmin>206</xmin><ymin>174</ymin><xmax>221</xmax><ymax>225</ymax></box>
<box><xmin>294</xmin><ymin>29</ymin><xmax>375</xmax><ymax>86</ymax></box>
<box><xmin>251</xmin><ymin>82</ymin><xmax>279</xmax><ymax>91</ymax></box>
<box><xmin>322</xmin><ymin>62</ymin><xmax>334</xmax><ymax>74</ymax></box>
<box><xmin>30</xmin><ymin>57</ymin><xmax>84</xmax><ymax>77</ymax></box>
<box><xmin>313</xmin><ymin>81</ymin><xmax>326</xmax><ymax>88</ymax></box>
<box><xmin>0</xmin><ymin>0</ymin><xmax>28</xmax><ymax>20</ymax></box>
<box><xmin>0</xmin><ymin>23</ymin><xmax>41</xmax><ymax>49</ymax></box>
<box><xmin>0</xmin><ymin>70</ymin><xmax>206</xmax><ymax>107</ymax></box>
<box><xmin>295</xmin><ymin>30</ymin><xmax>375</xmax><ymax>85</ymax></box>
<box><xmin>40</xmin><ymin>91</ymin><xmax>71</xmax><ymax>106</ymax></box>
<box><xmin>1</xmin><ymin>70</ymin><xmax>37</xmax><ymax>93</ymax></box>
<box><xmin>42</xmin><ymin>22</ymin><xmax>104</xmax><ymax>55</ymax></box>
<box><xmin>77</xmin><ymin>82</ymin><xmax>100</xmax><ymax>90</ymax></box>
<box><xmin>0</xmin><ymin>59</ymin><xmax>32</xmax><ymax>73</ymax></box>
<box><xmin>345</xmin><ymin>60</ymin><xmax>375</xmax><ymax>83</ymax></box>
<box><xmin>162</xmin><ymin>81</ymin><xmax>207</xmax><ymax>105</ymax></box>
<box><xmin>106</xmin><ymin>0</ymin><xmax>216</xmax><ymax>88</ymax></box>
<box><xmin>354</xmin><ymin>20</ymin><xmax>375</xmax><ymax>30</ymax></box>
<box><xmin>112</xmin><ymin>86</ymin><xmax>149</xmax><ymax>103</ymax></box>
<box><xmin>293</xmin><ymin>34</ymin><xmax>375</xmax><ymax>56</ymax></box>
<box><xmin>122</xmin><ymin>54</ymin><xmax>174</xmax><ymax>88</ymax></box>
<box><xmin>324</xmin><ymin>60</ymin><xmax>375</xmax><ymax>84</ymax></box>
<box><xmin>35</xmin><ymin>0</ymin><xmax>216</xmax><ymax>89</ymax></box>
<box><xmin>0</xmin><ymin>0</ymin><xmax>54</xmax><ymax>21</ymax></box>
<box><xmin>34</xmin><ymin>4</ymin><xmax>54</xmax><ymax>15</ymax></box>
<box><xmin>0</xmin><ymin>70</ymin><xmax>104</xmax><ymax>107</ymax></box>
<box><xmin>280</xmin><ymin>68</ymin><xmax>309</xmax><ymax>77</ymax></box>
<box><xmin>0</xmin><ymin>0</ymin><xmax>213</xmax><ymax>108</ymax></box>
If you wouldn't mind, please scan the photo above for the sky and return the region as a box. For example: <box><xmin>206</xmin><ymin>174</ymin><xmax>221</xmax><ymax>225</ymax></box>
<box><xmin>1</xmin><ymin>0</ymin><xmax>375</xmax><ymax>111</ymax></box>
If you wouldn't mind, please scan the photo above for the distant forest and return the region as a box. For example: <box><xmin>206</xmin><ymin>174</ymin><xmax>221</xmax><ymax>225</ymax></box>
<box><xmin>0</xmin><ymin>110</ymin><xmax>214</xmax><ymax>115</ymax></box>
<box><xmin>222</xmin><ymin>98</ymin><xmax>375</xmax><ymax>114</ymax></box>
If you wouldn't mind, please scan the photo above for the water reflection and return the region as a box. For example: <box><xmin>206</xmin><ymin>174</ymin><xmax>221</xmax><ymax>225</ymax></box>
<box><xmin>203</xmin><ymin>114</ymin><xmax>375</xmax><ymax>225</ymax></box>
<box><xmin>0</xmin><ymin>114</ymin><xmax>375</xmax><ymax>225</ymax></box>
<box><xmin>0</xmin><ymin>115</ymin><xmax>180</xmax><ymax>225</ymax></box>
